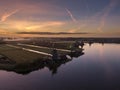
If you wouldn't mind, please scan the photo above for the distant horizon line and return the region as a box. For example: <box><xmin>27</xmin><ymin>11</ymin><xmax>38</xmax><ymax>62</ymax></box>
<box><xmin>17</xmin><ymin>32</ymin><xmax>90</xmax><ymax>35</ymax></box>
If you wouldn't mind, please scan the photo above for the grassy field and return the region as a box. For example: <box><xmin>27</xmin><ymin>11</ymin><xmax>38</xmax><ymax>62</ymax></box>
<box><xmin>0</xmin><ymin>43</ymin><xmax>83</xmax><ymax>74</ymax></box>
<box><xmin>16</xmin><ymin>44</ymin><xmax>70</xmax><ymax>54</ymax></box>
<box><xmin>0</xmin><ymin>45</ymin><xmax>48</xmax><ymax>64</ymax></box>
<box><xmin>0</xmin><ymin>44</ymin><xmax>70</xmax><ymax>64</ymax></box>
<box><xmin>0</xmin><ymin>44</ymin><xmax>72</xmax><ymax>74</ymax></box>
<box><xmin>0</xmin><ymin>44</ymin><xmax>51</xmax><ymax>74</ymax></box>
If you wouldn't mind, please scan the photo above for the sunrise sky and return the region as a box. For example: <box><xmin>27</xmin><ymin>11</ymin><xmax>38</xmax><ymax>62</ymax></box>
<box><xmin>0</xmin><ymin>0</ymin><xmax>120</xmax><ymax>37</ymax></box>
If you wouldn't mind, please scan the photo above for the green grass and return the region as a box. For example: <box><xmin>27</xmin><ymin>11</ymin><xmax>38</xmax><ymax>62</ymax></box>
<box><xmin>16</xmin><ymin>44</ymin><xmax>69</xmax><ymax>54</ymax></box>
<box><xmin>0</xmin><ymin>45</ymin><xmax>49</xmax><ymax>75</ymax></box>
<box><xmin>53</xmin><ymin>41</ymin><xmax>75</xmax><ymax>43</ymax></box>
<box><xmin>0</xmin><ymin>44</ymin><xmax>70</xmax><ymax>64</ymax></box>
<box><xmin>0</xmin><ymin>44</ymin><xmax>71</xmax><ymax>75</ymax></box>
<box><xmin>0</xmin><ymin>43</ymin><xmax>83</xmax><ymax>75</ymax></box>
<box><xmin>0</xmin><ymin>45</ymin><xmax>47</xmax><ymax>64</ymax></box>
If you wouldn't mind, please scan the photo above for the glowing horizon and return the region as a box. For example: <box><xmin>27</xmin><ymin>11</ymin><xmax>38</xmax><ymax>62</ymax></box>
<box><xmin>0</xmin><ymin>0</ymin><xmax>120</xmax><ymax>37</ymax></box>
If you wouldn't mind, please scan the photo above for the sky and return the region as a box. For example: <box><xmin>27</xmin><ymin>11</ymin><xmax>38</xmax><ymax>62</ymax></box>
<box><xmin>0</xmin><ymin>0</ymin><xmax>120</xmax><ymax>37</ymax></box>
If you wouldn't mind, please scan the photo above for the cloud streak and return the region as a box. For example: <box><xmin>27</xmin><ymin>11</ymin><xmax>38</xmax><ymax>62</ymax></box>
<box><xmin>1</xmin><ymin>9</ymin><xmax>19</xmax><ymax>22</ymax></box>
<box><xmin>98</xmin><ymin>0</ymin><xmax>118</xmax><ymax>32</ymax></box>
<box><xmin>65</xmin><ymin>8</ymin><xmax>77</xmax><ymax>23</ymax></box>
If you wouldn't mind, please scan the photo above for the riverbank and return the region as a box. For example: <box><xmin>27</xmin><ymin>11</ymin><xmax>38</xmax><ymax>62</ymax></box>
<box><xmin>0</xmin><ymin>44</ymin><xmax>84</xmax><ymax>74</ymax></box>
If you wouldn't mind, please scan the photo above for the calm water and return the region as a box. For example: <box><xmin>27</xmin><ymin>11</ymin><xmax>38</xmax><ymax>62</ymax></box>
<box><xmin>0</xmin><ymin>43</ymin><xmax>120</xmax><ymax>90</ymax></box>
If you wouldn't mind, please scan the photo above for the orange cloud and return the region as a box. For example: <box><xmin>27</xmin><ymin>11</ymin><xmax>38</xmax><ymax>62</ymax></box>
<box><xmin>1</xmin><ymin>20</ymin><xmax>65</xmax><ymax>32</ymax></box>
<box><xmin>1</xmin><ymin>9</ymin><xmax>19</xmax><ymax>22</ymax></box>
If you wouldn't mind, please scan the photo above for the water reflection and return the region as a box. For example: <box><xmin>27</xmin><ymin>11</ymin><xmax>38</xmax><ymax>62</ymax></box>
<box><xmin>47</xmin><ymin>52</ymin><xmax>84</xmax><ymax>75</ymax></box>
<box><xmin>0</xmin><ymin>51</ymin><xmax>84</xmax><ymax>75</ymax></box>
<box><xmin>0</xmin><ymin>43</ymin><xmax>120</xmax><ymax>90</ymax></box>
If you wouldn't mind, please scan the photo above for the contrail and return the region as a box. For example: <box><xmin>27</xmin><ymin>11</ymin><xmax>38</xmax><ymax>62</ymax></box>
<box><xmin>98</xmin><ymin>0</ymin><xmax>118</xmax><ymax>32</ymax></box>
<box><xmin>1</xmin><ymin>9</ymin><xmax>19</xmax><ymax>22</ymax></box>
<box><xmin>65</xmin><ymin>8</ymin><xmax>77</xmax><ymax>23</ymax></box>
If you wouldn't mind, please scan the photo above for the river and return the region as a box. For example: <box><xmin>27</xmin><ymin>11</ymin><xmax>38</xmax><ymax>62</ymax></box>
<box><xmin>0</xmin><ymin>43</ymin><xmax>120</xmax><ymax>90</ymax></box>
